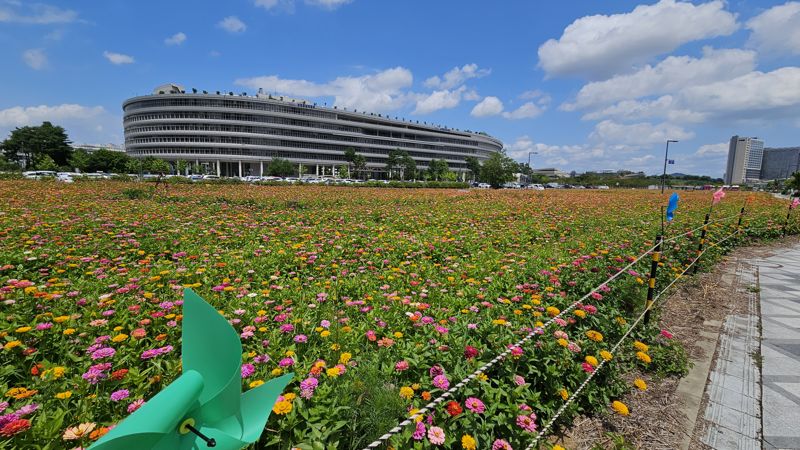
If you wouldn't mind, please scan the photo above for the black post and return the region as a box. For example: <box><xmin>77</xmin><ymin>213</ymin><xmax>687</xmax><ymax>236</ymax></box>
<box><xmin>693</xmin><ymin>213</ymin><xmax>710</xmax><ymax>275</ymax></box>
<box><xmin>737</xmin><ymin>206</ymin><xmax>745</xmax><ymax>233</ymax></box>
<box><xmin>783</xmin><ymin>204</ymin><xmax>792</xmax><ymax>237</ymax></box>
<box><xmin>644</xmin><ymin>234</ymin><xmax>662</xmax><ymax>325</ymax></box>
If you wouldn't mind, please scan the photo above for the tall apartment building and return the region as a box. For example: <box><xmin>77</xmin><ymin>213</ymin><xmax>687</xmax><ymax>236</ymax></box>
<box><xmin>760</xmin><ymin>147</ymin><xmax>800</xmax><ymax>180</ymax></box>
<box><xmin>724</xmin><ymin>136</ymin><xmax>764</xmax><ymax>184</ymax></box>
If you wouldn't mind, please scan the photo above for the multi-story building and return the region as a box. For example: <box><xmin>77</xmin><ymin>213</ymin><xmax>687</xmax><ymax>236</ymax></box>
<box><xmin>724</xmin><ymin>136</ymin><xmax>764</xmax><ymax>184</ymax></box>
<box><xmin>760</xmin><ymin>147</ymin><xmax>800</xmax><ymax>181</ymax></box>
<box><xmin>123</xmin><ymin>84</ymin><xmax>503</xmax><ymax>178</ymax></box>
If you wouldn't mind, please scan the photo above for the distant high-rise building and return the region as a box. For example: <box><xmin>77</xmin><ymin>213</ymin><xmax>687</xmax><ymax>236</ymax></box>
<box><xmin>724</xmin><ymin>136</ymin><xmax>764</xmax><ymax>184</ymax></box>
<box><xmin>760</xmin><ymin>147</ymin><xmax>800</xmax><ymax>180</ymax></box>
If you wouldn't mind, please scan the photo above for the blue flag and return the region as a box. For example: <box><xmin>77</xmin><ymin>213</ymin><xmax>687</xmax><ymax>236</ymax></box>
<box><xmin>666</xmin><ymin>192</ymin><xmax>679</xmax><ymax>222</ymax></box>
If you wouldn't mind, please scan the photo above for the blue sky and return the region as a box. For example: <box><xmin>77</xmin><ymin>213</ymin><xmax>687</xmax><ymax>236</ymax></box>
<box><xmin>1</xmin><ymin>0</ymin><xmax>799</xmax><ymax>177</ymax></box>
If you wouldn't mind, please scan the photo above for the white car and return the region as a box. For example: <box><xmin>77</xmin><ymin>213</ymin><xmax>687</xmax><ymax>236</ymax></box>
<box><xmin>23</xmin><ymin>171</ymin><xmax>57</xmax><ymax>180</ymax></box>
<box><xmin>477</xmin><ymin>183</ymin><xmax>490</xmax><ymax>189</ymax></box>
<box><xmin>56</xmin><ymin>172</ymin><xmax>75</xmax><ymax>183</ymax></box>
<box><xmin>527</xmin><ymin>184</ymin><xmax>545</xmax><ymax>190</ymax></box>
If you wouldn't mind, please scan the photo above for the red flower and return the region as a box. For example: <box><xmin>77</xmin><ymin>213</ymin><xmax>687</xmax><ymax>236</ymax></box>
<box><xmin>0</xmin><ymin>419</ymin><xmax>31</xmax><ymax>437</ymax></box>
<box><xmin>111</xmin><ymin>369</ymin><xmax>128</xmax><ymax>380</ymax></box>
<box><xmin>464</xmin><ymin>345</ymin><xmax>479</xmax><ymax>360</ymax></box>
<box><xmin>445</xmin><ymin>401</ymin><xmax>463</xmax><ymax>417</ymax></box>
<box><xmin>30</xmin><ymin>363</ymin><xmax>44</xmax><ymax>376</ymax></box>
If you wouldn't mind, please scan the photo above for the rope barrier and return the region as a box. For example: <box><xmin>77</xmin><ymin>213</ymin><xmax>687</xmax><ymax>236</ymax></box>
<box><xmin>662</xmin><ymin>212</ymin><xmax>741</xmax><ymax>244</ymax></box>
<box><xmin>360</xmin><ymin>241</ymin><xmax>661</xmax><ymax>449</ymax></box>
<box><xmin>524</xmin><ymin>227</ymin><xmax>742</xmax><ymax>449</ymax></box>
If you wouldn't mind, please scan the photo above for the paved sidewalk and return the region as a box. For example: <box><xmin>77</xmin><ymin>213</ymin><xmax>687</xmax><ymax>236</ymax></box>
<box><xmin>758</xmin><ymin>243</ymin><xmax>800</xmax><ymax>449</ymax></box>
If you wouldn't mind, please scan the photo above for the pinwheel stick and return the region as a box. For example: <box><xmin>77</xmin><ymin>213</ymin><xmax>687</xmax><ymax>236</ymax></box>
<box><xmin>185</xmin><ymin>424</ymin><xmax>216</xmax><ymax>448</ymax></box>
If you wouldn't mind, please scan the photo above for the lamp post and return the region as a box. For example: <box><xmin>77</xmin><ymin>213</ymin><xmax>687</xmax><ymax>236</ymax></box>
<box><xmin>527</xmin><ymin>151</ymin><xmax>538</xmax><ymax>168</ymax></box>
<box><xmin>661</xmin><ymin>140</ymin><xmax>678</xmax><ymax>194</ymax></box>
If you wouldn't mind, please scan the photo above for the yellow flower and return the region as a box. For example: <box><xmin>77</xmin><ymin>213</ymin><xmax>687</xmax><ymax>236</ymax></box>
<box><xmin>554</xmin><ymin>445</ymin><xmax>566</xmax><ymax>450</ymax></box>
<box><xmin>55</xmin><ymin>390</ymin><xmax>72</xmax><ymax>399</ymax></box>
<box><xmin>615</xmin><ymin>316</ymin><xmax>627</xmax><ymax>325</ymax></box>
<box><xmin>633</xmin><ymin>341</ymin><xmax>649</xmax><ymax>352</ymax></box>
<box><xmin>326</xmin><ymin>367</ymin><xmax>341</xmax><ymax>377</ymax></box>
<box><xmin>546</xmin><ymin>306</ymin><xmax>560</xmax><ymax>317</ymax></box>
<box><xmin>461</xmin><ymin>434</ymin><xmax>477</xmax><ymax>450</ymax></box>
<box><xmin>53</xmin><ymin>315</ymin><xmax>70</xmax><ymax>323</ymax></box>
<box><xmin>63</xmin><ymin>423</ymin><xmax>96</xmax><ymax>440</ymax></box>
<box><xmin>271</xmin><ymin>368</ymin><xmax>283</xmax><ymax>376</ymax></box>
<box><xmin>63</xmin><ymin>328</ymin><xmax>75</xmax><ymax>335</ymax></box>
<box><xmin>585</xmin><ymin>330</ymin><xmax>603</xmax><ymax>342</ymax></box>
<box><xmin>636</xmin><ymin>351</ymin><xmax>652</xmax><ymax>364</ymax></box>
<box><xmin>585</xmin><ymin>355</ymin><xmax>599</xmax><ymax>367</ymax></box>
<box><xmin>559</xmin><ymin>389</ymin><xmax>569</xmax><ymax>401</ymax></box>
<box><xmin>600</xmin><ymin>350</ymin><xmax>613</xmax><ymax>361</ymax></box>
<box><xmin>330</xmin><ymin>343</ymin><xmax>340</xmax><ymax>351</ymax></box>
<box><xmin>477</xmin><ymin>372</ymin><xmax>488</xmax><ymax>382</ymax></box>
<box><xmin>284</xmin><ymin>393</ymin><xmax>296</xmax><ymax>401</ymax></box>
<box><xmin>272</xmin><ymin>400</ymin><xmax>292</xmax><ymax>415</ymax></box>
<box><xmin>285</xmin><ymin>350</ymin><xmax>295</xmax><ymax>357</ymax></box>
<box><xmin>320</xmin><ymin>330</ymin><xmax>331</xmax><ymax>337</ymax></box>
<box><xmin>393</xmin><ymin>331</ymin><xmax>403</xmax><ymax>338</ymax></box>
<box><xmin>3</xmin><ymin>340</ymin><xmax>22</xmax><ymax>350</ymax></box>
<box><xmin>557</xmin><ymin>338</ymin><xmax>568</xmax><ymax>347</ymax></box>
<box><xmin>111</xmin><ymin>334</ymin><xmax>128</xmax><ymax>343</ymax></box>
<box><xmin>249</xmin><ymin>380</ymin><xmax>264</xmax><ymax>389</ymax></box>
<box><xmin>16</xmin><ymin>326</ymin><xmax>32</xmax><ymax>333</ymax></box>
<box><xmin>611</xmin><ymin>400</ymin><xmax>629</xmax><ymax>416</ymax></box>
<box><xmin>399</xmin><ymin>386</ymin><xmax>414</xmax><ymax>400</ymax></box>
<box><xmin>6</xmin><ymin>387</ymin><xmax>37</xmax><ymax>399</ymax></box>
<box><xmin>341</xmin><ymin>326</ymin><xmax>352</xmax><ymax>333</ymax></box>
<box><xmin>339</xmin><ymin>352</ymin><xmax>352</xmax><ymax>364</ymax></box>
<box><xmin>49</xmin><ymin>366</ymin><xmax>66</xmax><ymax>379</ymax></box>
<box><xmin>574</xmin><ymin>310</ymin><xmax>586</xmax><ymax>319</ymax></box>
<box><xmin>633</xmin><ymin>378</ymin><xmax>647</xmax><ymax>391</ymax></box>
<box><xmin>409</xmin><ymin>408</ymin><xmax>424</xmax><ymax>422</ymax></box>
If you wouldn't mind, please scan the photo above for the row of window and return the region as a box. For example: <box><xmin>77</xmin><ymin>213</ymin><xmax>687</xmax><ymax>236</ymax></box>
<box><xmin>124</xmin><ymin>123</ymin><xmax>491</xmax><ymax>157</ymax></box>
<box><xmin>123</xmin><ymin>109</ymin><xmax>499</xmax><ymax>149</ymax></box>
<box><xmin>126</xmin><ymin>147</ymin><xmax>468</xmax><ymax>169</ymax></box>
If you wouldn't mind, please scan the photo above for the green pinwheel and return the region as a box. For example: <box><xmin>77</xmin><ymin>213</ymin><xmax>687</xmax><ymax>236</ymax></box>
<box><xmin>89</xmin><ymin>288</ymin><xmax>293</xmax><ymax>450</ymax></box>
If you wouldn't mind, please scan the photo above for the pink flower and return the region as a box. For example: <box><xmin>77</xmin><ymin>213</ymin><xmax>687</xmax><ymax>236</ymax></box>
<box><xmin>591</xmin><ymin>291</ymin><xmax>603</xmax><ymax>300</ymax></box>
<box><xmin>427</xmin><ymin>426</ymin><xmax>445</xmax><ymax>445</ymax></box>
<box><xmin>429</xmin><ymin>365</ymin><xmax>444</xmax><ymax>377</ymax></box>
<box><xmin>395</xmin><ymin>360</ymin><xmax>409</xmax><ymax>372</ymax></box>
<box><xmin>90</xmin><ymin>347</ymin><xmax>116</xmax><ymax>360</ymax></box>
<box><xmin>412</xmin><ymin>421</ymin><xmax>426</xmax><ymax>440</ymax></box>
<box><xmin>110</xmin><ymin>389</ymin><xmax>129</xmax><ymax>402</ymax></box>
<box><xmin>464</xmin><ymin>346</ymin><xmax>479</xmax><ymax>359</ymax></box>
<box><xmin>516</xmin><ymin>414</ymin><xmax>538</xmax><ymax>432</ymax></box>
<box><xmin>514</xmin><ymin>375</ymin><xmax>526</xmax><ymax>386</ymax></box>
<box><xmin>465</xmin><ymin>397</ymin><xmax>485</xmax><ymax>413</ymax></box>
<box><xmin>660</xmin><ymin>329</ymin><xmax>674</xmax><ymax>339</ymax></box>
<box><xmin>581</xmin><ymin>362</ymin><xmax>595</xmax><ymax>373</ymax></box>
<box><xmin>241</xmin><ymin>363</ymin><xmax>255</xmax><ymax>378</ymax></box>
<box><xmin>127</xmin><ymin>399</ymin><xmax>145</xmax><ymax>413</ymax></box>
<box><xmin>432</xmin><ymin>374</ymin><xmax>450</xmax><ymax>390</ymax></box>
<box><xmin>492</xmin><ymin>439</ymin><xmax>513</xmax><ymax>450</ymax></box>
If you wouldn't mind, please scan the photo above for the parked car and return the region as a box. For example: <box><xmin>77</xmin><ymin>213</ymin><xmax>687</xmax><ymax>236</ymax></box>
<box><xmin>526</xmin><ymin>184</ymin><xmax>545</xmax><ymax>190</ymax></box>
<box><xmin>23</xmin><ymin>171</ymin><xmax>57</xmax><ymax>180</ymax></box>
<box><xmin>56</xmin><ymin>172</ymin><xmax>75</xmax><ymax>183</ymax></box>
<box><xmin>477</xmin><ymin>183</ymin><xmax>491</xmax><ymax>189</ymax></box>
<box><xmin>545</xmin><ymin>182</ymin><xmax>562</xmax><ymax>189</ymax></box>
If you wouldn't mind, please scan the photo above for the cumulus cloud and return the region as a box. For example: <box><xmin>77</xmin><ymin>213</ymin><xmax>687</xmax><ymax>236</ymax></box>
<box><xmin>695</xmin><ymin>142</ymin><xmax>729</xmax><ymax>156</ymax></box>
<box><xmin>103</xmin><ymin>51</ymin><xmax>134</xmax><ymax>65</ymax></box>
<box><xmin>538</xmin><ymin>0</ymin><xmax>738</xmax><ymax>79</ymax></box>
<box><xmin>582</xmin><ymin>96</ymin><xmax>708</xmax><ymax>123</ymax></box>
<box><xmin>424</xmin><ymin>64</ymin><xmax>491</xmax><ymax>90</ymax></box>
<box><xmin>165</xmin><ymin>32</ymin><xmax>187</xmax><ymax>46</ymax></box>
<box><xmin>0</xmin><ymin>2</ymin><xmax>78</xmax><ymax>24</ymax></box>
<box><xmin>563</xmin><ymin>47</ymin><xmax>756</xmax><ymax>111</ymax></box>
<box><xmin>412</xmin><ymin>87</ymin><xmax>465</xmax><ymax>115</ymax></box>
<box><xmin>235</xmin><ymin>67</ymin><xmax>413</xmax><ymax>113</ymax></box>
<box><xmin>22</xmin><ymin>48</ymin><xmax>47</xmax><ymax>70</ymax></box>
<box><xmin>305</xmin><ymin>0</ymin><xmax>353</xmax><ymax>9</ymax></box>
<box><xmin>502</xmin><ymin>102</ymin><xmax>543</xmax><ymax>120</ymax></box>
<box><xmin>470</xmin><ymin>96</ymin><xmax>504</xmax><ymax>117</ymax></box>
<box><xmin>0</xmin><ymin>104</ymin><xmax>122</xmax><ymax>144</ymax></box>
<box><xmin>746</xmin><ymin>2</ymin><xmax>800</xmax><ymax>56</ymax></box>
<box><xmin>590</xmin><ymin>120</ymin><xmax>694</xmax><ymax>147</ymax></box>
<box><xmin>218</xmin><ymin>16</ymin><xmax>246</xmax><ymax>33</ymax></box>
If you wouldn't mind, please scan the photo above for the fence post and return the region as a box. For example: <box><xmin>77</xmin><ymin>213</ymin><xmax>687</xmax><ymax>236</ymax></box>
<box><xmin>692</xmin><ymin>213</ymin><xmax>710</xmax><ymax>275</ymax></box>
<box><xmin>644</xmin><ymin>234</ymin><xmax>662</xmax><ymax>325</ymax></box>
<box><xmin>737</xmin><ymin>206</ymin><xmax>745</xmax><ymax>230</ymax></box>
<box><xmin>783</xmin><ymin>204</ymin><xmax>792</xmax><ymax>237</ymax></box>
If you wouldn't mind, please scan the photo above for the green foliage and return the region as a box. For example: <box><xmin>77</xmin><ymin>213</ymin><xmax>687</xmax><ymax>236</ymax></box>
<box><xmin>267</xmin><ymin>158</ymin><xmax>296</xmax><ymax>177</ymax></box>
<box><xmin>1</xmin><ymin>121</ymin><xmax>73</xmax><ymax>168</ymax></box>
<box><xmin>788</xmin><ymin>171</ymin><xmax>800</xmax><ymax>194</ymax></box>
<box><xmin>400</xmin><ymin>154</ymin><xmax>416</xmax><ymax>180</ymax></box>
<box><xmin>337</xmin><ymin>164</ymin><xmax>350</xmax><ymax>178</ymax></box>
<box><xmin>85</xmin><ymin>149</ymin><xmax>132</xmax><ymax>173</ymax></box>
<box><xmin>121</xmin><ymin>188</ymin><xmax>148</xmax><ymax>200</ymax></box>
<box><xmin>352</xmin><ymin>154</ymin><xmax>367</xmax><ymax>180</ymax></box>
<box><xmin>480</xmin><ymin>151</ymin><xmax>516</xmax><ymax>188</ymax></box>
<box><xmin>427</xmin><ymin>159</ymin><xmax>450</xmax><ymax>181</ymax></box>
<box><xmin>465</xmin><ymin>156</ymin><xmax>482</xmax><ymax>182</ymax></box>
<box><xmin>67</xmin><ymin>149</ymin><xmax>91</xmax><ymax>172</ymax></box>
<box><xmin>649</xmin><ymin>339</ymin><xmax>692</xmax><ymax>378</ymax></box>
<box><xmin>34</xmin><ymin>155</ymin><xmax>59</xmax><ymax>171</ymax></box>
<box><xmin>146</xmin><ymin>158</ymin><xmax>171</xmax><ymax>174</ymax></box>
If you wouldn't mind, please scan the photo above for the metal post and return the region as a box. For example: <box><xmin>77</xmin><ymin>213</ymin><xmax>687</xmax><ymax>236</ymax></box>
<box><xmin>661</xmin><ymin>140</ymin><xmax>678</xmax><ymax>194</ymax></box>
<box><xmin>693</xmin><ymin>213</ymin><xmax>710</xmax><ymax>275</ymax></box>
<box><xmin>783</xmin><ymin>204</ymin><xmax>792</xmax><ymax>237</ymax></box>
<box><xmin>644</xmin><ymin>234</ymin><xmax>662</xmax><ymax>325</ymax></box>
<box><xmin>737</xmin><ymin>206</ymin><xmax>745</xmax><ymax>230</ymax></box>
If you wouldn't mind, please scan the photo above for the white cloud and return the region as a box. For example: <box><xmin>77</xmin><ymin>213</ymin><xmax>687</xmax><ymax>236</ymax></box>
<box><xmin>254</xmin><ymin>0</ymin><xmax>295</xmax><ymax>12</ymax></box>
<box><xmin>538</xmin><ymin>0</ymin><xmax>738</xmax><ymax>79</ymax></box>
<box><xmin>695</xmin><ymin>142</ymin><xmax>728</xmax><ymax>156</ymax></box>
<box><xmin>103</xmin><ymin>51</ymin><xmax>134</xmax><ymax>65</ymax></box>
<box><xmin>412</xmin><ymin>87</ymin><xmax>465</xmax><ymax>115</ymax></box>
<box><xmin>235</xmin><ymin>67</ymin><xmax>413</xmax><ymax>113</ymax></box>
<box><xmin>165</xmin><ymin>32</ymin><xmax>187</xmax><ymax>46</ymax></box>
<box><xmin>463</xmin><ymin>90</ymin><xmax>481</xmax><ymax>101</ymax></box>
<box><xmin>0</xmin><ymin>2</ymin><xmax>78</xmax><ymax>24</ymax></box>
<box><xmin>502</xmin><ymin>102</ymin><xmax>543</xmax><ymax>120</ymax></box>
<box><xmin>590</xmin><ymin>120</ymin><xmax>694</xmax><ymax>147</ymax></box>
<box><xmin>470</xmin><ymin>96</ymin><xmax>504</xmax><ymax>117</ymax></box>
<box><xmin>305</xmin><ymin>0</ymin><xmax>353</xmax><ymax>9</ymax></box>
<box><xmin>746</xmin><ymin>2</ymin><xmax>800</xmax><ymax>56</ymax></box>
<box><xmin>22</xmin><ymin>48</ymin><xmax>47</xmax><ymax>70</ymax></box>
<box><xmin>424</xmin><ymin>63</ymin><xmax>491</xmax><ymax>90</ymax></box>
<box><xmin>582</xmin><ymin>96</ymin><xmax>708</xmax><ymax>123</ymax></box>
<box><xmin>563</xmin><ymin>47</ymin><xmax>756</xmax><ymax>111</ymax></box>
<box><xmin>0</xmin><ymin>104</ymin><xmax>105</xmax><ymax>127</ymax></box>
<box><xmin>218</xmin><ymin>16</ymin><xmax>246</xmax><ymax>33</ymax></box>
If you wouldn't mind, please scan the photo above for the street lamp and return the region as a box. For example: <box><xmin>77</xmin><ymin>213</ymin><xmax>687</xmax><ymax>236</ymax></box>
<box><xmin>661</xmin><ymin>140</ymin><xmax>678</xmax><ymax>194</ymax></box>
<box><xmin>527</xmin><ymin>151</ymin><xmax>538</xmax><ymax>168</ymax></box>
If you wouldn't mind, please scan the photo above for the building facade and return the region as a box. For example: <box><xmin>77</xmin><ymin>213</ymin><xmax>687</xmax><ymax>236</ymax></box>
<box><xmin>724</xmin><ymin>136</ymin><xmax>764</xmax><ymax>184</ymax></box>
<box><xmin>123</xmin><ymin>84</ymin><xmax>503</xmax><ymax>178</ymax></box>
<box><xmin>760</xmin><ymin>147</ymin><xmax>800</xmax><ymax>181</ymax></box>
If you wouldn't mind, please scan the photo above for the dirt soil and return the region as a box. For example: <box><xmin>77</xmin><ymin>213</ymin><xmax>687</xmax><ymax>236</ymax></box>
<box><xmin>549</xmin><ymin>236</ymin><xmax>799</xmax><ymax>450</ymax></box>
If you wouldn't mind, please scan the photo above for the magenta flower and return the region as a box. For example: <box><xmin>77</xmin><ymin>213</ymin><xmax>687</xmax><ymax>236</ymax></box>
<box><xmin>241</xmin><ymin>363</ymin><xmax>255</xmax><ymax>378</ymax></box>
<box><xmin>395</xmin><ymin>360</ymin><xmax>410</xmax><ymax>372</ymax></box>
<box><xmin>516</xmin><ymin>414</ymin><xmax>537</xmax><ymax>432</ymax></box>
<box><xmin>278</xmin><ymin>357</ymin><xmax>294</xmax><ymax>368</ymax></box>
<box><xmin>127</xmin><ymin>399</ymin><xmax>145</xmax><ymax>413</ymax></box>
<box><xmin>429</xmin><ymin>365</ymin><xmax>444</xmax><ymax>377</ymax></box>
<box><xmin>465</xmin><ymin>397</ymin><xmax>485</xmax><ymax>414</ymax></box>
<box><xmin>581</xmin><ymin>362</ymin><xmax>595</xmax><ymax>373</ymax></box>
<box><xmin>110</xmin><ymin>389</ymin><xmax>130</xmax><ymax>402</ymax></box>
<box><xmin>90</xmin><ymin>347</ymin><xmax>116</xmax><ymax>360</ymax></box>
<box><xmin>412</xmin><ymin>421</ymin><xmax>426</xmax><ymax>441</ymax></box>
<box><xmin>514</xmin><ymin>375</ymin><xmax>526</xmax><ymax>386</ymax></box>
<box><xmin>293</xmin><ymin>334</ymin><xmax>308</xmax><ymax>343</ymax></box>
<box><xmin>432</xmin><ymin>374</ymin><xmax>450</xmax><ymax>390</ymax></box>
<box><xmin>492</xmin><ymin>439</ymin><xmax>513</xmax><ymax>450</ymax></box>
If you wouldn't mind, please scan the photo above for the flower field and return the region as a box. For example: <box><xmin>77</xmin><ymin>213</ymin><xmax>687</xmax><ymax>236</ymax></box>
<box><xmin>0</xmin><ymin>181</ymin><xmax>794</xmax><ymax>450</ymax></box>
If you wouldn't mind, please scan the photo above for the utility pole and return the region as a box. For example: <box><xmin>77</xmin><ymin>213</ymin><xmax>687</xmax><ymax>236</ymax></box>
<box><xmin>661</xmin><ymin>140</ymin><xmax>678</xmax><ymax>194</ymax></box>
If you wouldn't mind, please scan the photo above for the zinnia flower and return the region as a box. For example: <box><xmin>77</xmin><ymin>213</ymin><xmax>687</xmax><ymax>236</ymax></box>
<box><xmin>110</xmin><ymin>389</ymin><xmax>129</xmax><ymax>402</ymax></box>
<box><xmin>427</xmin><ymin>426</ymin><xmax>445</xmax><ymax>445</ymax></box>
<box><xmin>634</xmin><ymin>378</ymin><xmax>647</xmax><ymax>390</ymax></box>
<box><xmin>445</xmin><ymin>401</ymin><xmax>463</xmax><ymax>416</ymax></box>
<box><xmin>412</xmin><ymin>421</ymin><xmax>426</xmax><ymax>440</ymax></box>
<box><xmin>63</xmin><ymin>422</ymin><xmax>96</xmax><ymax>440</ymax></box>
<box><xmin>465</xmin><ymin>397</ymin><xmax>485</xmax><ymax>413</ymax></box>
<box><xmin>612</xmin><ymin>400</ymin><xmax>629</xmax><ymax>416</ymax></box>
<box><xmin>516</xmin><ymin>414</ymin><xmax>537</xmax><ymax>432</ymax></box>
<box><xmin>0</xmin><ymin>418</ymin><xmax>30</xmax><ymax>437</ymax></box>
<box><xmin>636</xmin><ymin>351</ymin><xmax>652</xmax><ymax>364</ymax></box>
<box><xmin>462</xmin><ymin>434</ymin><xmax>477</xmax><ymax>450</ymax></box>
<box><xmin>492</xmin><ymin>439</ymin><xmax>513</xmax><ymax>450</ymax></box>
<box><xmin>432</xmin><ymin>374</ymin><xmax>450</xmax><ymax>390</ymax></box>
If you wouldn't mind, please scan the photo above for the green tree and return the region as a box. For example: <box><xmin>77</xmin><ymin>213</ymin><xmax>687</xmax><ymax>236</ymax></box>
<box><xmin>176</xmin><ymin>160</ymin><xmax>188</xmax><ymax>175</ymax></box>
<box><xmin>788</xmin><ymin>171</ymin><xmax>800</xmax><ymax>194</ymax></box>
<box><xmin>0</xmin><ymin>154</ymin><xmax>20</xmax><ymax>171</ymax></box>
<box><xmin>35</xmin><ymin>154</ymin><xmax>59</xmax><ymax>171</ymax></box>
<box><xmin>68</xmin><ymin>149</ymin><xmax>91</xmax><ymax>172</ymax></box>
<box><xmin>337</xmin><ymin>164</ymin><xmax>350</xmax><ymax>178</ymax></box>
<box><xmin>146</xmin><ymin>158</ymin><xmax>171</xmax><ymax>174</ymax></box>
<box><xmin>125</xmin><ymin>158</ymin><xmax>144</xmax><ymax>176</ymax></box>
<box><xmin>267</xmin><ymin>158</ymin><xmax>295</xmax><ymax>177</ymax></box>
<box><xmin>1</xmin><ymin>122</ymin><xmax>73</xmax><ymax>168</ymax></box>
<box><xmin>86</xmin><ymin>149</ymin><xmax>131</xmax><ymax>173</ymax></box>
<box><xmin>427</xmin><ymin>159</ymin><xmax>449</xmax><ymax>181</ymax></box>
<box><xmin>465</xmin><ymin>156</ymin><xmax>482</xmax><ymax>182</ymax></box>
<box><xmin>385</xmin><ymin>149</ymin><xmax>401</xmax><ymax>179</ymax></box>
<box><xmin>400</xmin><ymin>154</ymin><xmax>416</xmax><ymax>181</ymax></box>
<box><xmin>344</xmin><ymin>147</ymin><xmax>356</xmax><ymax>175</ymax></box>
<box><xmin>352</xmin><ymin>154</ymin><xmax>367</xmax><ymax>180</ymax></box>
<box><xmin>480</xmin><ymin>151</ymin><xmax>516</xmax><ymax>188</ymax></box>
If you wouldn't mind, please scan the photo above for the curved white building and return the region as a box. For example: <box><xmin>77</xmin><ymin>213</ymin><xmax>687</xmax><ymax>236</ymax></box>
<box><xmin>123</xmin><ymin>84</ymin><xmax>503</xmax><ymax>178</ymax></box>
